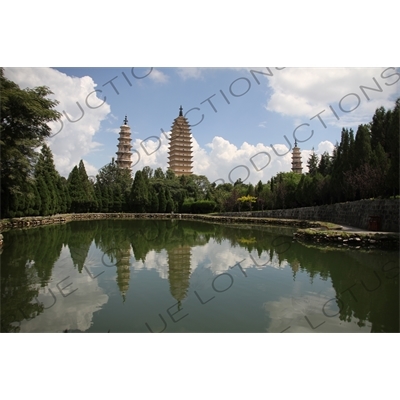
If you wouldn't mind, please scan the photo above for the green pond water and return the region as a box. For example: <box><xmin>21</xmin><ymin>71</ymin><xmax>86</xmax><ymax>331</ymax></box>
<box><xmin>1</xmin><ymin>219</ymin><xmax>398</xmax><ymax>333</ymax></box>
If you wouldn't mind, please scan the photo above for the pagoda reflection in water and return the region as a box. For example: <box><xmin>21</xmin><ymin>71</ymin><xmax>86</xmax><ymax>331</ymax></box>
<box><xmin>114</xmin><ymin>243</ymin><xmax>132</xmax><ymax>302</ymax></box>
<box><xmin>167</xmin><ymin>245</ymin><xmax>192</xmax><ymax>306</ymax></box>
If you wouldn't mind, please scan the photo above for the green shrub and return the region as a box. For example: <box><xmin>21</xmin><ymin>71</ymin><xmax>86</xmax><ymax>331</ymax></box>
<box><xmin>190</xmin><ymin>200</ymin><xmax>216</xmax><ymax>214</ymax></box>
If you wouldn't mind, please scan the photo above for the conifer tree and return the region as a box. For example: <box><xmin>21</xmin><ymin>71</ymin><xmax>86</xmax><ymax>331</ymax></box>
<box><xmin>370</xmin><ymin>106</ymin><xmax>387</xmax><ymax>150</ymax></box>
<box><xmin>78</xmin><ymin>160</ymin><xmax>96</xmax><ymax>211</ymax></box>
<box><xmin>130</xmin><ymin>170</ymin><xmax>149</xmax><ymax>212</ymax></box>
<box><xmin>165</xmin><ymin>187</ymin><xmax>175</xmax><ymax>212</ymax></box>
<box><xmin>386</xmin><ymin>98</ymin><xmax>400</xmax><ymax>196</ymax></box>
<box><xmin>306</xmin><ymin>149</ymin><xmax>319</xmax><ymax>176</ymax></box>
<box><xmin>158</xmin><ymin>187</ymin><xmax>167</xmax><ymax>213</ymax></box>
<box><xmin>94</xmin><ymin>183</ymin><xmax>103</xmax><ymax>212</ymax></box>
<box><xmin>1</xmin><ymin>68</ymin><xmax>61</xmax><ymax>217</ymax></box>
<box><xmin>67</xmin><ymin>166</ymin><xmax>85</xmax><ymax>212</ymax></box>
<box><xmin>31</xmin><ymin>182</ymin><xmax>42</xmax><ymax>216</ymax></box>
<box><xmin>149</xmin><ymin>186</ymin><xmax>159</xmax><ymax>213</ymax></box>
<box><xmin>317</xmin><ymin>152</ymin><xmax>332</xmax><ymax>176</ymax></box>
<box><xmin>35</xmin><ymin>144</ymin><xmax>62</xmax><ymax>215</ymax></box>
<box><xmin>154</xmin><ymin>167</ymin><xmax>165</xmax><ymax>180</ymax></box>
<box><xmin>353</xmin><ymin>124</ymin><xmax>372</xmax><ymax>169</ymax></box>
<box><xmin>36</xmin><ymin>175</ymin><xmax>51</xmax><ymax>215</ymax></box>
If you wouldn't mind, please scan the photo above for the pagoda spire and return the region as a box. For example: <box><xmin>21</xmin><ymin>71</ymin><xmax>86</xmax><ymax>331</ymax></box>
<box><xmin>179</xmin><ymin>105</ymin><xmax>183</xmax><ymax>116</ymax></box>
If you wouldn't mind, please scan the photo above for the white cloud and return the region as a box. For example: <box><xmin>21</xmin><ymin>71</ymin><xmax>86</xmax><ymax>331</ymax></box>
<box><xmin>4</xmin><ymin>67</ymin><xmax>111</xmax><ymax>177</ymax></box>
<box><xmin>106</xmin><ymin>127</ymin><xmax>121</xmax><ymax>135</ymax></box>
<box><xmin>176</xmin><ymin>67</ymin><xmax>205</xmax><ymax>80</ymax></box>
<box><xmin>265</xmin><ymin>67</ymin><xmax>400</xmax><ymax>128</ymax></box>
<box><xmin>263</xmin><ymin>291</ymin><xmax>372</xmax><ymax>333</ymax></box>
<box><xmin>148</xmin><ymin>68</ymin><xmax>169</xmax><ymax>84</ymax></box>
<box><xmin>19</xmin><ymin>245</ymin><xmax>109</xmax><ymax>333</ymax></box>
<box><xmin>132</xmin><ymin>250</ymin><xmax>170</xmax><ymax>280</ymax></box>
<box><xmin>129</xmin><ymin>130</ymin><xmax>334</xmax><ymax>183</ymax></box>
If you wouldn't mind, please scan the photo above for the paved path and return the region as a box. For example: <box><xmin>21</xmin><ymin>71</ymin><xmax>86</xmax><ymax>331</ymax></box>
<box><xmin>332</xmin><ymin>225</ymin><xmax>399</xmax><ymax>235</ymax></box>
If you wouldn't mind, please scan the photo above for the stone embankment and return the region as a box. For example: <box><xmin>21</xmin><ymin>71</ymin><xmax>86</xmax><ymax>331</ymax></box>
<box><xmin>221</xmin><ymin>198</ymin><xmax>400</xmax><ymax>232</ymax></box>
<box><xmin>1</xmin><ymin>209</ymin><xmax>398</xmax><ymax>250</ymax></box>
<box><xmin>293</xmin><ymin>229</ymin><xmax>399</xmax><ymax>250</ymax></box>
<box><xmin>0</xmin><ymin>212</ymin><xmax>324</xmax><ymax>232</ymax></box>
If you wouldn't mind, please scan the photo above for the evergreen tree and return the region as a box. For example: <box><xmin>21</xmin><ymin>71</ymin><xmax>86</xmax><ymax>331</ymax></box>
<box><xmin>36</xmin><ymin>175</ymin><xmax>51</xmax><ymax>216</ymax></box>
<box><xmin>154</xmin><ymin>167</ymin><xmax>165</xmax><ymax>180</ymax></box>
<box><xmin>370</xmin><ymin>106</ymin><xmax>387</xmax><ymax>150</ymax></box>
<box><xmin>0</xmin><ymin>68</ymin><xmax>61</xmax><ymax>217</ymax></box>
<box><xmin>130</xmin><ymin>170</ymin><xmax>149</xmax><ymax>212</ymax></box>
<box><xmin>142</xmin><ymin>166</ymin><xmax>153</xmax><ymax>180</ymax></box>
<box><xmin>149</xmin><ymin>186</ymin><xmax>159</xmax><ymax>213</ymax></box>
<box><xmin>386</xmin><ymin>98</ymin><xmax>400</xmax><ymax>196</ymax></box>
<box><xmin>255</xmin><ymin>180</ymin><xmax>263</xmax><ymax>196</ymax></box>
<box><xmin>306</xmin><ymin>149</ymin><xmax>319</xmax><ymax>176</ymax></box>
<box><xmin>35</xmin><ymin>144</ymin><xmax>62</xmax><ymax>215</ymax></box>
<box><xmin>353</xmin><ymin>124</ymin><xmax>372</xmax><ymax>169</ymax></box>
<box><xmin>165</xmin><ymin>169</ymin><xmax>176</xmax><ymax>180</ymax></box>
<box><xmin>67</xmin><ymin>166</ymin><xmax>85</xmax><ymax>213</ymax></box>
<box><xmin>317</xmin><ymin>152</ymin><xmax>332</xmax><ymax>176</ymax></box>
<box><xmin>113</xmin><ymin>185</ymin><xmax>123</xmax><ymax>212</ymax></box>
<box><xmin>95</xmin><ymin>159</ymin><xmax>132</xmax><ymax>212</ymax></box>
<box><xmin>78</xmin><ymin>160</ymin><xmax>96</xmax><ymax>211</ymax></box>
<box><xmin>94</xmin><ymin>183</ymin><xmax>103</xmax><ymax>212</ymax></box>
<box><xmin>165</xmin><ymin>187</ymin><xmax>175</xmax><ymax>212</ymax></box>
<box><xmin>97</xmin><ymin>184</ymin><xmax>112</xmax><ymax>212</ymax></box>
<box><xmin>25</xmin><ymin>182</ymin><xmax>41</xmax><ymax>216</ymax></box>
<box><xmin>247</xmin><ymin>183</ymin><xmax>255</xmax><ymax>197</ymax></box>
<box><xmin>158</xmin><ymin>187</ymin><xmax>167</xmax><ymax>213</ymax></box>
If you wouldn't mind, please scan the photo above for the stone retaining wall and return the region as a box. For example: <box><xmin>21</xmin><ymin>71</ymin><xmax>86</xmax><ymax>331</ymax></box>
<box><xmin>0</xmin><ymin>212</ymin><xmax>322</xmax><ymax>232</ymax></box>
<box><xmin>221</xmin><ymin>199</ymin><xmax>399</xmax><ymax>232</ymax></box>
<box><xmin>1</xmin><ymin>199</ymin><xmax>398</xmax><ymax>232</ymax></box>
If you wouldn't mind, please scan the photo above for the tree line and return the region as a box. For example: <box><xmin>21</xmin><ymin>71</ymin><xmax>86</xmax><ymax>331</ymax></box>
<box><xmin>1</xmin><ymin>68</ymin><xmax>399</xmax><ymax>218</ymax></box>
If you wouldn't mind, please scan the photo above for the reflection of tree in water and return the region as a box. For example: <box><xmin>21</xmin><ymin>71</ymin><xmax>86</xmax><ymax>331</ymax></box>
<box><xmin>126</xmin><ymin>220</ymin><xmax>211</xmax><ymax>303</ymax></box>
<box><xmin>1</xmin><ymin>224</ymin><xmax>69</xmax><ymax>332</ymax></box>
<box><xmin>3</xmin><ymin>219</ymin><xmax>397</xmax><ymax>333</ymax></box>
<box><xmin>290</xmin><ymin>259</ymin><xmax>300</xmax><ymax>280</ymax></box>
<box><xmin>69</xmin><ymin>221</ymin><xmax>133</xmax><ymax>301</ymax></box>
<box><xmin>265</xmin><ymin>238</ymin><xmax>398</xmax><ymax>332</ymax></box>
<box><xmin>209</xmin><ymin>223</ymin><xmax>399</xmax><ymax>332</ymax></box>
<box><xmin>67</xmin><ymin>222</ymin><xmax>97</xmax><ymax>273</ymax></box>
<box><xmin>328</xmin><ymin>253</ymin><xmax>399</xmax><ymax>332</ymax></box>
<box><xmin>167</xmin><ymin>245</ymin><xmax>191</xmax><ymax>305</ymax></box>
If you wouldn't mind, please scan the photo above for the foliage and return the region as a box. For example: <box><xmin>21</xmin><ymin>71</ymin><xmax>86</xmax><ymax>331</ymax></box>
<box><xmin>184</xmin><ymin>200</ymin><xmax>217</xmax><ymax>214</ymax></box>
<box><xmin>0</xmin><ymin>68</ymin><xmax>61</xmax><ymax>217</ymax></box>
<box><xmin>1</xmin><ymin>67</ymin><xmax>398</xmax><ymax>217</ymax></box>
<box><xmin>67</xmin><ymin>161</ymin><xmax>96</xmax><ymax>213</ymax></box>
<box><xmin>237</xmin><ymin>195</ymin><xmax>257</xmax><ymax>211</ymax></box>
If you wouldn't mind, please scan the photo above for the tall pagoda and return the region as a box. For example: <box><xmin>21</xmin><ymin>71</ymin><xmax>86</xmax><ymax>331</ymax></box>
<box><xmin>116</xmin><ymin>116</ymin><xmax>132</xmax><ymax>170</ymax></box>
<box><xmin>291</xmin><ymin>140</ymin><xmax>303</xmax><ymax>174</ymax></box>
<box><xmin>168</xmin><ymin>106</ymin><xmax>193</xmax><ymax>176</ymax></box>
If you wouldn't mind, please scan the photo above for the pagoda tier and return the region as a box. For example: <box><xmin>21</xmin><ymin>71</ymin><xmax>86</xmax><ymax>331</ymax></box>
<box><xmin>291</xmin><ymin>141</ymin><xmax>303</xmax><ymax>174</ymax></box>
<box><xmin>168</xmin><ymin>106</ymin><xmax>193</xmax><ymax>176</ymax></box>
<box><xmin>116</xmin><ymin>116</ymin><xmax>132</xmax><ymax>170</ymax></box>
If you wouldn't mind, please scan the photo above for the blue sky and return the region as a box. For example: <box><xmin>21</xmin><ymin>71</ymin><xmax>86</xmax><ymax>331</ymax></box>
<box><xmin>5</xmin><ymin>67</ymin><xmax>399</xmax><ymax>184</ymax></box>
<box><xmin>3</xmin><ymin>0</ymin><xmax>399</xmax><ymax>390</ymax></box>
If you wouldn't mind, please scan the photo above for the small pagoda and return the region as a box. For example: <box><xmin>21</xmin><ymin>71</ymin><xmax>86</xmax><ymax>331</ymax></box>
<box><xmin>167</xmin><ymin>106</ymin><xmax>193</xmax><ymax>176</ymax></box>
<box><xmin>116</xmin><ymin>116</ymin><xmax>132</xmax><ymax>170</ymax></box>
<box><xmin>291</xmin><ymin>140</ymin><xmax>303</xmax><ymax>174</ymax></box>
